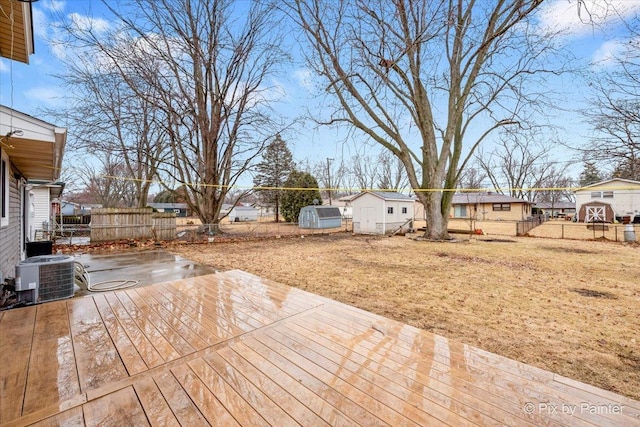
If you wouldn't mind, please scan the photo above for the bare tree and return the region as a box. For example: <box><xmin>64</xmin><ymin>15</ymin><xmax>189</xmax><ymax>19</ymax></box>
<box><xmin>457</xmin><ymin>164</ymin><xmax>487</xmax><ymax>190</ymax></box>
<box><xmin>476</xmin><ymin>129</ymin><xmax>561</xmax><ymax>202</ymax></box>
<box><xmin>60</xmin><ymin>0</ymin><xmax>288</xmax><ymax>224</ymax></box>
<box><xmin>76</xmin><ymin>155</ymin><xmax>138</xmax><ymax>208</ymax></box>
<box><xmin>302</xmin><ymin>158</ymin><xmax>349</xmax><ymax>202</ymax></box>
<box><xmin>289</xmin><ymin>0</ymin><xmax>565</xmax><ymax>239</ymax></box>
<box><xmin>536</xmin><ymin>172</ymin><xmax>575</xmax><ymax>206</ymax></box>
<box><xmin>50</xmin><ymin>65</ymin><xmax>167</xmax><ymax>208</ymax></box>
<box><xmin>349</xmin><ymin>152</ymin><xmax>380</xmax><ymax>192</ymax></box>
<box><xmin>581</xmin><ymin>14</ymin><xmax>639</xmax><ymax>180</ymax></box>
<box><xmin>377</xmin><ymin>151</ymin><xmax>410</xmax><ymax>192</ymax></box>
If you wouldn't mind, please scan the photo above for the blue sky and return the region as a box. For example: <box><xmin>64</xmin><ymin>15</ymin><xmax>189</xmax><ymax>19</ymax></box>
<box><xmin>1</xmin><ymin>0</ymin><xmax>639</xmax><ymax>189</ymax></box>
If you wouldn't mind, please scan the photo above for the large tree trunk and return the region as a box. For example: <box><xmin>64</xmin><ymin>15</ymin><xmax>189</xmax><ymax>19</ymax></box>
<box><xmin>417</xmin><ymin>191</ymin><xmax>450</xmax><ymax>240</ymax></box>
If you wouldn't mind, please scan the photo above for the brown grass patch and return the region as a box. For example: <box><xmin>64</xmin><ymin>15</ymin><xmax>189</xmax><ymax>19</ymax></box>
<box><xmin>169</xmin><ymin>232</ymin><xmax>640</xmax><ymax>400</ymax></box>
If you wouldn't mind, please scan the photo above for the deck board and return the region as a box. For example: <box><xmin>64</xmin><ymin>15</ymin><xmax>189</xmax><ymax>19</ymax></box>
<box><xmin>1</xmin><ymin>271</ymin><xmax>638</xmax><ymax>426</ymax></box>
<box><xmin>67</xmin><ymin>296</ymin><xmax>129</xmax><ymax>392</ymax></box>
<box><xmin>0</xmin><ymin>306</ymin><xmax>36</xmax><ymax>424</ymax></box>
<box><xmin>23</xmin><ymin>301</ymin><xmax>80</xmax><ymax>414</ymax></box>
<box><xmin>132</xmin><ymin>377</ymin><xmax>180</xmax><ymax>427</ymax></box>
<box><xmin>283</xmin><ymin>320</ymin><xmax>539</xmax><ymax>427</ymax></box>
<box><xmin>93</xmin><ymin>294</ymin><xmax>148</xmax><ymax>375</ymax></box>
<box><xmin>83</xmin><ymin>386</ymin><xmax>149</xmax><ymax>427</ymax></box>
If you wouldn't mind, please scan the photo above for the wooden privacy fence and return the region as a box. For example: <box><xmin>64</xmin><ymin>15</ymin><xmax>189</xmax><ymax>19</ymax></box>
<box><xmin>90</xmin><ymin>208</ymin><xmax>176</xmax><ymax>242</ymax></box>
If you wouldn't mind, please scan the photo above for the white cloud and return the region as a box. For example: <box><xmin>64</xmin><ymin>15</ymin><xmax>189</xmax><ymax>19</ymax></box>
<box><xmin>68</xmin><ymin>13</ymin><xmax>111</xmax><ymax>34</ymax></box>
<box><xmin>44</xmin><ymin>0</ymin><xmax>66</xmax><ymax>12</ymax></box>
<box><xmin>0</xmin><ymin>60</ymin><xmax>8</xmax><ymax>73</ymax></box>
<box><xmin>536</xmin><ymin>0</ymin><xmax>640</xmax><ymax>37</ymax></box>
<box><xmin>293</xmin><ymin>68</ymin><xmax>313</xmax><ymax>91</ymax></box>
<box><xmin>592</xmin><ymin>39</ymin><xmax>625</xmax><ymax>65</ymax></box>
<box><xmin>23</xmin><ymin>87</ymin><xmax>64</xmax><ymax>105</ymax></box>
<box><xmin>31</xmin><ymin>7</ymin><xmax>48</xmax><ymax>39</ymax></box>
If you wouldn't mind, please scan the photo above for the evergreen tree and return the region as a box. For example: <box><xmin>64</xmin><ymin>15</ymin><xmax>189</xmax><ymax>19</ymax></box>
<box><xmin>253</xmin><ymin>134</ymin><xmax>295</xmax><ymax>222</ymax></box>
<box><xmin>281</xmin><ymin>171</ymin><xmax>322</xmax><ymax>222</ymax></box>
<box><xmin>579</xmin><ymin>161</ymin><xmax>603</xmax><ymax>187</ymax></box>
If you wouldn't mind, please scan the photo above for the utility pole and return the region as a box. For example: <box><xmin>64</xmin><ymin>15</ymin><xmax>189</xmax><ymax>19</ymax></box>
<box><xmin>326</xmin><ymin>157</ymin><xmax>333</xmax><ymax>205</ymax></box>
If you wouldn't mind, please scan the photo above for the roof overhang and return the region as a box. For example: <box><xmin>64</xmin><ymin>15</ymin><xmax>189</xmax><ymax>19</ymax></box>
<box><xmin>0</xmin><ymin>105</ymin><xmax>66</xmax><ymax>181</ymax></box>
<box><xmin>0</xmin><ymin>0</ymin><xmax>35</xmax><ymax>64</ymax></box>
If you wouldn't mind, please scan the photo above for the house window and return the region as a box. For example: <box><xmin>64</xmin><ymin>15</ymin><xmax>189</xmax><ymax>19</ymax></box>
<box><xmin>591</xmin><ymin>191</ymin><xmax>601</xmax><ymax>198</ymax></box>
<box><xmin>602</xmin><ymin>191</ymin><xmax>614</xmax><ymax>198</ymax></box>
<box><xmin>401</xmin><ymin>207</ymin><xmax>407</xmax><ymax>214</ymax></box>
<box><xmin>1</xmin><ymin>154</ymin><xmax>8</xmax><ymax>227</ymax></box>
<box><xmin>492</xmin><ymin>203</ymin><xmax>510</xmax><ymax>211</ymax></box>
<box><xmin>387</xmin><ymin>207</ymin><xmax>394</xmax><ymax>214</ymax></box>
<box><xmin>454</xmin><ymin>205</ymin><xmax>467</xmax><ymax>217</ymax></box>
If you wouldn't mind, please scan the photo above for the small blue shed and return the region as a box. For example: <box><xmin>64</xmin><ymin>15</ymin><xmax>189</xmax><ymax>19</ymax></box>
<box><xmin>299</xmin><ymin>206</ymin><xmax>343</xmax><ymax>229</ymax></box>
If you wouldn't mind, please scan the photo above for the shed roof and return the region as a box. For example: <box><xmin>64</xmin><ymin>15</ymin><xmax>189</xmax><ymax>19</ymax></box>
<box><xmin>304</xmin><ymin>205</ymin><xmax>342</xmax><ymax>218</ymax></box>
<box><xmin>451</xmin><ymin>192</ymin><xmax>531</xmax><ymax>205</ymax></box>
<box><xmin>352</xmin><ymin>191</ymin><xmax>414</xmax><ymax>202</ymax></box>
<box><xmin>533</xmin><ymin>202</ymin><xmax>575</xmax><ymax>210</ymax></box>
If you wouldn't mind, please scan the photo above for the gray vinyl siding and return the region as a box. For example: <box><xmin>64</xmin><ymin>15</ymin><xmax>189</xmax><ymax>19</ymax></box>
<box><xmin>0</xmin><ymin>172</ymin><xmax>21</xmax><ymax>281</ymax></box>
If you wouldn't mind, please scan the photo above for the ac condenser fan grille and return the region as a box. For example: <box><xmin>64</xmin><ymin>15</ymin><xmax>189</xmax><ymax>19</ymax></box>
<box><xmin>37</xmin><ymin>262</ymin><xmax>75</xmax><ymax>302</ymax></box>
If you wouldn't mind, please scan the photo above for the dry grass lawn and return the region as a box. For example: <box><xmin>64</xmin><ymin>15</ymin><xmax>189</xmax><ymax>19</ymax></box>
<box><xmin>169</xmin><ymin>232</ymin><xmax>640</xmax><ymax>400</ymax></box>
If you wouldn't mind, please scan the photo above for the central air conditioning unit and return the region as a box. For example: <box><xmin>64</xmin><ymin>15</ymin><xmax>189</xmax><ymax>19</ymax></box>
<box><xmin>15</xmin><ymin>255</ymin><xmax>75</xmax><ymax>304</ymax></box>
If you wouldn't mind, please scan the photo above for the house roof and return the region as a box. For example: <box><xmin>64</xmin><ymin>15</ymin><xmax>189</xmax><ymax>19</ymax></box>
<box><xmin>575</xmin><ymin>178</ymin><xmax>640</xmax><ymax>191</ymax></box>
<box><xmin>1</xmin><ymin>105</ymin><xmax>66</xmax><ymax>181</ymax></box>
<box><xmin>451</xmin><ymin>192</ymin><xmax>532</xmax><ymax>205</ymax></box>
<box><xmin>338</xmin><ymin>194</ymin><xmax>358</xmax><ymax>202</ymax></box>
<box><xmin>148</xmin><ymin>203</ymin><xmax>188</xmax><ymax>209</ymax></box>
<box><xmin>533</xmin><ymin>202</ymin><xmax>576</xmax><ymax>210</ymax></box>
<box><xmin>352</xmin><ymin>191</ymin><xmax>414</xmax><ymax>202</ymax></box>
<box><xmin>0</xmin><ymin>0</ymin><xmax>34</xmax><ymax>64</ymax></box>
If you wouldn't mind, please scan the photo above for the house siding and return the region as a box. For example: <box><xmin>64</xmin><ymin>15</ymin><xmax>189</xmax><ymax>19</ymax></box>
<box><xmin>31</xmin><ymin>187</ymin><xmax>50</xmax><ymax>240</ymax></box>
<box><xmin>450</xmin><ymin>202</ymin><xmax>530</xmax><ymax>221</ymax></box>
<box><xmin>0</xmin><ymin>172</ymin><xmax>21</xmax><ymax>281</ymax></box>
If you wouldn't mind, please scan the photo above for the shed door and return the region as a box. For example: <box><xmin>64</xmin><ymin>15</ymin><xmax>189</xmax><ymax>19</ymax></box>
<box><xmin>360</xmin><ymin>207</ymin><xmax>376</xmax><ymax>233</ymax></box>
<box><xmin>585</xmin><ymin>206</ymin><xmax>605</xmax><ymax>223</ymax></box>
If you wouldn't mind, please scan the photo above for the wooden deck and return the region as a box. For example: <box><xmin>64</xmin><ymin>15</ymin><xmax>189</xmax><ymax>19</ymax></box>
<box><xmin>1</xmin><ymin>270</ymin><xmax>638</xmax><ymax>426</ymax></box>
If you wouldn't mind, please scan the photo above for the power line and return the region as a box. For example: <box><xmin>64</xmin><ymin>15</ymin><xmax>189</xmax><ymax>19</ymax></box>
<box><xmin>94</xmin><ymin>174</ymin><xmax>640</xmax><ymax>194</ymax></box>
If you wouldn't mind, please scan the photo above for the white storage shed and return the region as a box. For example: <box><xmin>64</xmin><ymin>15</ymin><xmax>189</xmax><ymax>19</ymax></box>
<box><xmin>351</xmin><ymin>191</ymin><xmax>415</xmax><ymax>235</ymax></box>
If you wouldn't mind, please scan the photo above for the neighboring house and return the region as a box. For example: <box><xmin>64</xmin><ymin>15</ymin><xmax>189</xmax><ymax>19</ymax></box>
<box><xmin>574</xmin><ymin>178</ymin><xmax>640</xmax><ymax>223</ymax></box>
<box><xmin>351</xmin><ymin>191</ymin><xmax>414</xmax><ymax>235</ymax></box>
<box><xmin>228</xmin><ymin>206</ymin><xmax>260</xmax><ymax>222</ymax></box>
<box><xmin>533</xmin><ymin>201</ymin><xmax>576</xmax><ymax>219</ymax></box>
<box><xmin>1</xmin><ymin>106</ymin><xmax>67</xmax><ymax>282</ymax></box>
<box><xmin>330</xmin><ymin>195</ymin><xmax>356</xmax><ymax>219</ymax></box>
<box><xmin>148</xmin><ymin>203</ymin><xmax>188</xmax><ymax>217</ymax></box>
<box><xmin>254</xmin><ymin>203</ymin><xmax>275</xmax><ymax>218</ymax></box>
<box><xmin>27</xmin><ymin>180</ymin><xmax>64</xmax><ymax>240</ymax></box>
<box><xmin>451</xmin><ymin>192</ymin><xmax>533</xmax><ymax>221</ymax></box>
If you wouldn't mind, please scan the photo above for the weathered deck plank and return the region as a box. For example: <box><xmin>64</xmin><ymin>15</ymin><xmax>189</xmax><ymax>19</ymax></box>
<box><xmin>0</xmin><ymin>306</ymin><xmax>37</xmax><ymax>424</ymax></box>
<box><xmin>67</xmin><ymin>296</ymin><xmax>128</xmax><ymax>392</ymax></box>
<box><xmin>23</xmin><ymin>301</ymin><xmax>80</xmax><ymax>415</ymax></box>
<box><xmin>132</xmin><ymin>377</ymin><xmax>180</xmax><ymax>427</ymax></box>
<box><xmin>82</xmin><ymin>386</ymin><xmax>149</xmax><ymax>427</ymax></box>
